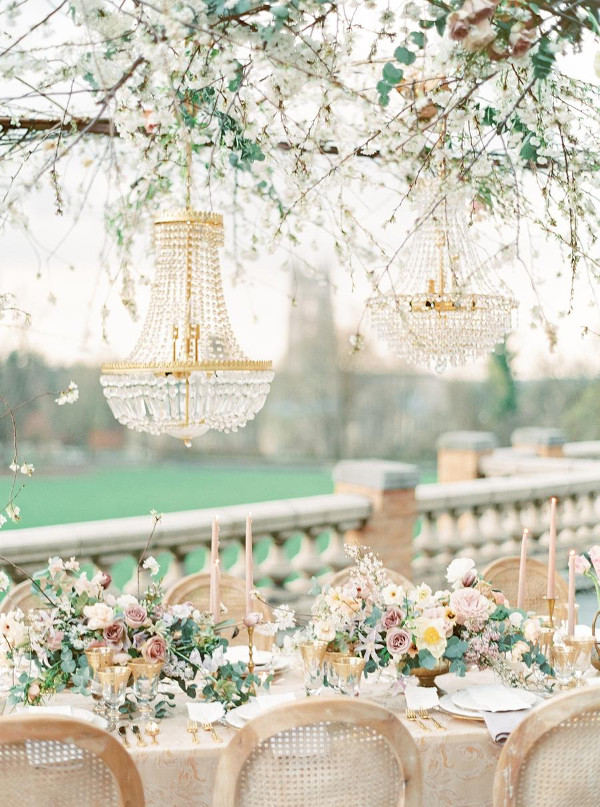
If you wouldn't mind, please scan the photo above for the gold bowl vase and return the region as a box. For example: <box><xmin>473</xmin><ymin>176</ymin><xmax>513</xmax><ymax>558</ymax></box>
<box><xmin>408</xmin><ymin>659</ymin><xmax>451</xmax><ymax>694</ymax></box>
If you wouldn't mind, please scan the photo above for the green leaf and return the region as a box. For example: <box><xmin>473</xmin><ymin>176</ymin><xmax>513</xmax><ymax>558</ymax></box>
<box><xmin>382</xmin><ymin>62</ymin><xmax>404</xmax><ymax>84</ymax></box>
<box><xmin>393</xmin><ymin>47</ymin><xmax>416</xmax><ymax>66</ymax></box>
<box><xmin>410</xmin><ymin>31</ymin><xmax>426</xmax><ymax>48</ymax></box>
<box><xmin>417</xmin><ymin>649</ymin><xmax>436</xmax><ymax>669</ymax></box>
<box><xmin>490</xmin><ymin>604</ymin><xmax>510</xmax><ymax>621</ymax></box>
<box><xmin>271</xmin><ymin>5</ymin><xmax>289</xmax><ymax>19</ymax></box>
<box><xmin>532</xmin><ymin>37</ymin><xmax>555</xmax><ymax>81</ymax></box>
<box><xmin>434</xmin><ymin>15</ymin><xmax>447</xmax><ymax>36</ymax></box>
<box><xmin>444</xmin><ymin>635</ymin><xmax>468</xmax><ymax>659</ymax></box>
<box><xmin>449</xmin><ymin>658</ymin><xmax>467</xmax><ymax>676</ymax></box>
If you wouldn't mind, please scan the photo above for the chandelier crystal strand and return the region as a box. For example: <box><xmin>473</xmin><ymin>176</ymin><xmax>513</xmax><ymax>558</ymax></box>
<box><xmin>100</xmin><ymin>210</ymin><xmax>273</xmax><ymax>444</ymax></box>
<box><xmin>367</xmin><ymin>187</ymin><xmax>517</xmax><ymax>373</ymax></box>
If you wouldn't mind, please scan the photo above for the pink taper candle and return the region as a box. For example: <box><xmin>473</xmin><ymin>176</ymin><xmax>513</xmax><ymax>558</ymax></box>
<box><xmin>567</xmin><ymin>549</ymin><xmax>576</xmax><ymax>636</ymax></box>
<box><xmin>211</xmin><ymin>516</ymin><xmax>219</xmax><ymax>566</ymax></box>
<box><xmin>517</xmin><ymin>528</ymin><xmax>529</xmax><ymax>611</ymax></box>
<box><xmin>245</xmin><ymin>513</ymin><xmax>253</xmax><ymax>616</ymax></box>
<box><xmin>209</xmin><ymin>516</ymin><xmax>219</xmax><ymax>618</ymax></box>
<box><xmin>546</xmin><ymin>497</ymin><xmax>557</xmax><ymax>599</ymax></box>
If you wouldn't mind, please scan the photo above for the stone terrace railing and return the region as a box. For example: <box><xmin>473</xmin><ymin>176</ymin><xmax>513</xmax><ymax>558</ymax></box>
<box><xmin>414</xmin><ymin>470</ymin><xmax>600</xmax><ymax>588</ymax></box>
<box><xmin>0</xmin><ymin>494</ymin><xmax>372</xmax><ymax>607</ymax></box>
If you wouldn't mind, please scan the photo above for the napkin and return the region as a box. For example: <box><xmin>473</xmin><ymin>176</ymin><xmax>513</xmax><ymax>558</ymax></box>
<box><xmin>468</xmin><ymin>685</ymin><xmax>532</xmax><ymax>712</ymax></box>
<box><xmin>187</xmin><ymin>702</ymin><xmax>225</xmax><ymax>724</ymax></box>
<box><xmin>405</xmin><ymin>687</ymin><xmax>439</xmax><ymax>711</ymax></box>
<box><xmin>483</xmin><ymin>710</ymin><xmax>528</xmax><ymax>744</ymax></box>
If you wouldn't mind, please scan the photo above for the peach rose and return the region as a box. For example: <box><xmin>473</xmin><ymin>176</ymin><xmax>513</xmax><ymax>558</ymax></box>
<box><xmin>142</xmin><ymin>635</ymin><xmax>167</xmax><ymax>663</ymax></box>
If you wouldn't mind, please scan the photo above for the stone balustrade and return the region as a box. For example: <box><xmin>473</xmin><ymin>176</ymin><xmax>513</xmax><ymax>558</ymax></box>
<box><xmin>0</xmin><ymin>494</ymin><xmax>372</xmax><ymax>607</ymax></box>
<box><xmin>414</xmin><ymin>470</ymin><xmax>600</xmax><ymax>588</ymax></box>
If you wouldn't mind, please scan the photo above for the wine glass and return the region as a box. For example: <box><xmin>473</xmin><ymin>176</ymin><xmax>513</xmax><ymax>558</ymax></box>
<box><xmin>299</xmin><ymin>640</ymin><xmax>328</xmax><ymax>696</ymax></box>
<box><xmin>550</xmin><ymin>645</ymin><xmax>577</xmax><ymax>689</ymax></box>
<box><xmin>564</xmin><ymin>636</ymin><xmax>594</xmax><ymax>684</ymax></box>
<box><xmin>85</xmin><ymin>647</ymin><xmax>114</xmax><ymax>715</ymax></box>
<box><xmin>330</xmin><ymin>657</ymin><xmax>366</xmax><ymax>697</ymax></box>
<box><xmin>127</xmin><ymin>658</ymin><xmax>164</xmax><ymax>723</ymax></box>
<box><xmin>97</xmin><ymin>666</ymin><xmax>131</xmax><ymax>731</ymax></box>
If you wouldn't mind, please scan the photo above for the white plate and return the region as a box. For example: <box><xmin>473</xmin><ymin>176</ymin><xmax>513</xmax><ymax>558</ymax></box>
<box><xmin>439</xmin><ymin>694</ymin><xmax>485</xmax><ymax>722</ymax></box>
<box><xmin>224</xmin><ymin>647</ymin><xmax>273</xmax><ymax>667</ymax></box>
<box><xmin>16</xmin><ymin>704</ymin><xmax>108</xmax><ymax>731</ymax></box>
<box><xmin>225</xmin><ymin>701</ymin><xmax>262</xmax><ymax>729</ymax></box>
<box><xmin>452</xmin><ymin>686</ymin><xmax>540</xmax><ymax>713</ymax></box>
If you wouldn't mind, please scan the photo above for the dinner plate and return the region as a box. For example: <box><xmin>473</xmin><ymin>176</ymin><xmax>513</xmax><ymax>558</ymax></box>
<box><xmin>438</xmin><ymin>694</ymin><xmax>485</xmax><ymax>722</ymax></box>
<box><xmin>16</xmin><ymin>704</ymin><xmax>108</xmax><ymax>730</ymax></box>
<box><xmin>224</xmin><ymin>647</ymin><xmax>273</xmax><ymax>667</ymax></box>
<box><xmin>452</xmin><ymin>686</ymin><xmax>540</xmax><ymax>713</ymax></box>
<box><xmin>225</xmin><ymin>701</ymin><xmax>262</xmax><ymax>729</ymax></box>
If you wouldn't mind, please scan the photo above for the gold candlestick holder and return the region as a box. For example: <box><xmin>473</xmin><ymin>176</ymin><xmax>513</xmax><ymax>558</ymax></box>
<box><xmin>544</xmin><ymin>596</ymin><xmax>556</xmax><ymax>630</ymax></box>
<box><xmin>247</xmin><ymin>624</ymin><xmax>256</xmax><ymax>695</ymax></box>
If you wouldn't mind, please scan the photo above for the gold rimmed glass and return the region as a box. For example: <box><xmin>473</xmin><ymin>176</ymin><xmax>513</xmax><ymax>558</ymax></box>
<box><xmin>563</xmin><ymin>636</ymin><xmax>595</xmax><ymax>684</ymax></box>
<box><xmin>85</xmin><ymin>647</ymin><xmax>114</xmax><ymax>716</ymax></box>
<box><xmin>330</xmin><ymin>656</ymin><xmax>366</xmax><ymax>697</ymax></box>
<box><xmin>97</xmin><ymin>666</ymin><xmax>131</xmax><ymax>731</ymax></box>
<box><xmin>324</xmin><ymin>650</ymin><xmax>354</xmax><ymax>691</ymax></box>
<box><xmin>554</xmin><ymin>603</ymin><xmax>579</xmax><ymax>636</ymax></box>
<box><xmin>299</xmin><ymin>640</ymin><xmax>328</xmax><ymax>696</ymax></box>
<box><xmin>127</xmin><ymin>658</ymin><xmax>164</xmax><ymax>723</ymax></box>
<box><xmin>550</xmin><ymin>645</ymin><xmax>577</xmax><ymax>689</ymax></box>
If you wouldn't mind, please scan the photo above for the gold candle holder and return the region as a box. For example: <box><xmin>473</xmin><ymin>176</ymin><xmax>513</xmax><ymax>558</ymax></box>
<box><xmin>544</xmin><ymin>597</ymin><xmax>556</xmax><ymax>630</ymax></box>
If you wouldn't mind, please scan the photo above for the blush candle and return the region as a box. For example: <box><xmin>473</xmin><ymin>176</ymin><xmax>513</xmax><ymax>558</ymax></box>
<box><xmin>245</xmin><ymin>513</ymin><xmax>253</xmax><ymax>616</ymax></box>
<box><xmin>567</xmin><ymin>549</ymin><xmax>576</xmax><ymax>637</ymax></box>
<box><xmin>517</xmin><ymin>528</ymin><xmax>529</xmax><ymax>611</ymax></box>
<box><xmin>546</xmin><ymin>497</ymin><xmax>557</xmax><ymax>600</ymax></box>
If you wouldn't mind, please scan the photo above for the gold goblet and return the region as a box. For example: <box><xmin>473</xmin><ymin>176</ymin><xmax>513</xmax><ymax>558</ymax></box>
<box><xmin>85</xmin><ymin>647</ymin><xmax>114</xmax><ymax>715</ymax></box>
<box><xmin>563</xmin><ymin>635</ymin><xmax>595</xmax><ymax>684</ymax></box>
<box><xmin>299</xmin><ymin>640</ymin><xmax>328</xmax><ymax>696</ymax></box>
<box><xmin>330</xmin><ymin>656</ymin><xmax>366</xmax><ymax>697</ymax></box>
<box><xmin>550</xmin><ymin>645</ymin><xmax>577</xmax><ymax>689</ymax></box>
<box><xmin>324</xmin><ymin>650</ymin><xmax>354</xmax><ymax>690</ymax></box>
<box><xmin>97</xmin><ymin>666</ymin><xmax>131</xmax><ymax>731</ymax></box>
<box><xmin>127</xmin><ymin>658</ymin><xmax>164</xmax><ymax>723</ymax></box>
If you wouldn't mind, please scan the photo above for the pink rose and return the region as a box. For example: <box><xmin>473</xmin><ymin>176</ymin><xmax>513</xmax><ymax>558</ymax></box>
<box><xmin>27</xmin><ymin>681</ymin><xmax>41</xmax><ymax>703</ymax></box>
<box><xmin>142</xmin><ymin>635</ymin><xmax>167</xmax><ymax>663</ymax></box>
<box><xmin>575</xmin><ymin>554</ymin><xmax>591</xmax><ymax>575</ymax></box>
<box><xmin>86</xmin><ymin>639</ymin><xmax>107</xmax><ymax>649</ymax></box>
<box><xmin>509</xmin><ymin>26</ymin><xmax>536</xmax><ymax>57</ymax></box>
<box><xmin>381</xmin><ymin>606</ymin><xmax>405</xmax><ymax>630</ymax></box>
<box><xmin>588</xmin><ymin>546</ymin><xmax>600</xmax><ymax>576</ymax></box>
<box><xmin>98</xmin><ymin>572</ymin><xmax>112</xmax><ymax>590</ymax></box>
<box><xmin>464</xmin><ymin>0</ymin><xmax>498</xmax><ymax>24</ymax></box>
<box><xmin>462</xmin><ymin>570</ymin><xmax>477</xmax><ymax>588</ymax></box>
<box><xmin>47</xmin><ymin>630</ymin><xmax>64</xmax><ymax>652</ymax></box>
<box><xmin>386</xmin><ymin>627</ymin><xmax>411</xmax><ymax>657</ymax></box>
<box><xmin>448</xmin><ymin>11</ymin><xmax>470</xmax><ymax>41</ymax></box>
<box><xmin>124</xmin><ymin>605</ymin><xmax>148</xmax><ymax>629</ymax></box>
<box><xmin>103</xmin><ymin>622</ymin><xmax>128</xmax><ymax>651</ymax></box>
<box><xmin>492</xmin><ymin>591</ymin><xmax>507</xmax><ymax>606</ymax></box>
<box><xmin>450</xmin><ymin>588</ymin><xmax>493</xmax><ymax>631</ymax></box>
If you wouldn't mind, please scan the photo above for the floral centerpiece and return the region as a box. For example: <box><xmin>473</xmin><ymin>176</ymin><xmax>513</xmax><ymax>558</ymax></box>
<box><xmin>0</xmin><ymin>555</ymin><xmax>262</xmax><ymax>711</ymax></box>
<box><xmin>310</xmin><ymin>547</ymin><xmax>551</xmax><ymax>686</ymax></box>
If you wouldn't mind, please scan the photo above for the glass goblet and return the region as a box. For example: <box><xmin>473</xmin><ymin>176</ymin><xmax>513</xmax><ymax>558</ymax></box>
<box><xmin>330</xmin><ymin>657</ymin><xmax>366</xmax><ymax>697</ymax></box>
<box><xmin>550</xmin><ymin>645</ymin><xmax>577</xmax><ymax>689</ymax></box>
<box><xmin>563</xmin><ymin>636</ymin><xmax>594</xmax><ymax>684</ymax></box>
<box><xmin>324</xmin><ymin>650</ymin><xmax>353</xmax><ymax>691</ymax></box>
<box><xmin>127</xmin><ymin>658</ymin><xmax>164</xmax><ymax>723</ymax></box>
<box><xmin>97</xmin><ymin>666</ymin><xmax>131</xmax><ymax>731</ymax></box>
<box><xmin>85</xmin><ymin>647</ymin><xmax>114</xmax><ymax>716</ymax></box>
<box><xmin>299</xmin><ymin>640</ymin><xmax>328</xmax><ymax>696</ymax></box>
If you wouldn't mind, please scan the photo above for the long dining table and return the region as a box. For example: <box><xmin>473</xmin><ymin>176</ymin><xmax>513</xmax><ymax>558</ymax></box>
<box><xmin>39</xmin><ymin>665</ymin><xmax>516</xmax><ymax>807</ymax></box>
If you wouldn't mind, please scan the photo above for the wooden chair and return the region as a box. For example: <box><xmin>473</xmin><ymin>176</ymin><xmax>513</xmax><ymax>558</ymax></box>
<box><xmin>0</xmin><ymin>579</ymin><xmax>43</xmax><ymax>615</ymax></box>
<box><xmin>164</xmin><ymin>572</ymin><xmax>274</xmax><ymax>650</ymax></box>
<box><xmin>0</xmin><ymin>714</ymin><xmax>145</xmax><ymax>807</ymax></box>
<box><xmin>213</xmin><ymin>696</ymin><xmax>422</xmax><ymax>807</ymax></box>
<box><xmin>482</xmin><ymin>556</ymin><xmax>568</xmax><ymax>614</ymax></box>
<box><xmin>493</xmin><ymin>686</ymin><xmax>600</xmax><ymax>806</ymax></box>
<box><xmin>328</xmin><ymin>566</ymin><xmax>414</xmax><ymax>591</ymax></box>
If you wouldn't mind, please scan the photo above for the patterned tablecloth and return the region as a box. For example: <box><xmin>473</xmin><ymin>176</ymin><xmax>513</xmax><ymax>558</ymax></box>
<box><xmin>54</xmin><ymin>668</ymin><xmax>507</xmax><ymax>807</ymax></box>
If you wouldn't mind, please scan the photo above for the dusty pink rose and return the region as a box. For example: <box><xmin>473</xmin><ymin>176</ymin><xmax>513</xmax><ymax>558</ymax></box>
<box><xmin>27</xmin><ymin>681</ymin><xmax>41</xmax><ymax>703</ymax></box>
<box><xmin>575</xmin><ymin>554</ymin><xmax>591</xmax><ymax>575</ymax></box>
<box><xmin>124</xmin><ymin>605</ymin><xmax>148</xmax><ymax>629</ymax></box>
<box><xmin>450</xmin><ymin>588</ymin><xmax>493</xmax><ymax>630</ymax></box>
<box><xmin>47</xmin><ymin>630</ymin><xmax>64</xmax><ymax>652</ymax></box>
<box><xmin>588</xmin><ymin>546</ymin><xmax>600</xmax><ymax>576</ymax></box>
<box><xmin>381</xmin><ymin>606</ymin><xmax>405</xmax><ymax>630</ymax></box>
<box><xmin>492</xmin><ymin>591</ymin><xmax>507</xmax><ymax>606</ymax></box>
<box><xmin>462</xmin><ymin>570</ymin><xmax>477</xmax><ymax>588</ymax></box>
<box><xmin>142</xmin><ymin>635</ymin><xmax>167</xmax><ymax>663</ymax></box>
<box><xmin>464</xmin><ymin>0</ymin><xmax>498</xmax><ymax>24</ymax></box>
<box><xmin>448</xmin><ymin>11</ymin><xmax>470</xmax><ymax>40</ymax></box>
<box><xmin>86</xmin><ymin>639</ymin><xmax>107</xmax><ymax>649</ymax></box>
<box><xmin>103</xmin><ymin>621</ymin><xmax>127</xmax><ymax>650</ymax></box>
<box><xmin>509</xmin><ymin>26</ymin><xmax>535</xmax><ymax>57</ymax></box>
<box><xmin>386</xmin><ymin>627</ymin><xmax>411</xmax><ymax>656</ymax></box>
<box><xmin>98</xmin><ymin>572</ymin><xmax>112</xmax><ymax>590</ymax></box>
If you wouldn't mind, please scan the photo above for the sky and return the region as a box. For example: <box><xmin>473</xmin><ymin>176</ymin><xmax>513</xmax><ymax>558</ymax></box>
<box><xmin>2</xmin><ymin>29</ymin><xmax>600</xmax><ymax>382</ymax></box>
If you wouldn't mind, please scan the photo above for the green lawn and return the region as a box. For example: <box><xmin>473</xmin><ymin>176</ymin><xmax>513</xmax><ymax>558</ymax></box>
<box><xmin>4</xmin><ymin>463</ymin><xmax>334</xmax><ymax>530</ymax></box>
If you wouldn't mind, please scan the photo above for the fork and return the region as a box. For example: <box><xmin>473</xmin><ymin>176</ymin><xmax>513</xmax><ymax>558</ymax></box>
<box><xmin>187</xmin><ymin>719</ymin><xmax>199</xmax><ymax>744</ymax></box>
<box><xmin>417</xmin><ymin>708</ymin><xmax>444</xmax><ymax>730</ymax></box>
<box><xmin>405</xmin><ymin>708</ymin><xmax>429</xmax><ymax>732</ymax></box>
<box><xmin>201</xmin><ymin>722</ymin><xmax>222</xmax><ymax>743</ymax></box>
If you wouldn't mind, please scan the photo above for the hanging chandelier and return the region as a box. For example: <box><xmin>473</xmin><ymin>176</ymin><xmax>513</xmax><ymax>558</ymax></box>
<box><xmin>367</xmin><ymin>187</ymin><xmax>517</xmax><ymax>373</ymax></box>
<box><xmin>100</xmin><ymin>209</ymin><xmax>274</xmax><ymax>445</ymax></box>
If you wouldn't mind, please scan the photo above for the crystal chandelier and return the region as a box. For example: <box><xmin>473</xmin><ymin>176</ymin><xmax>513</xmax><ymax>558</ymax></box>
<box><xmin>100</xmin><ymin>209</ymin><xmax>274</xmax><ymax>445</ymax></box>
<box><xmin>367</xmin><ymin>188</ymin><xmax>517</xmax><ymax>373</ymax></box>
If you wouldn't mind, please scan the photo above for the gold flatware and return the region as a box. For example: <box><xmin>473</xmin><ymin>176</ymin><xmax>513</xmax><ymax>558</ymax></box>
<box><xmin>117</xmin><ymin>725</ymin><xmax>130</xmax><ymax>748</ymax></box>
<box><xmin>187</xmin><ymin>719</ymin><xmax>199</xmax><ymax>744</ymax></box>
<box><xmin>405</xmin><ymin>708</ymin><xmax>429</xmax><ymax>731</ymax></box>
<box><xmin>145</xmin><ymin>721</ymin><xmax>160</xmax><ymax>746</ymax></box>
<box><xmin>418</xmin><ymin>708</ymin><xmax>444</xmax><ymax>730</ymax></box>
<box><xmin>132</xmin><ymin>725</ymin><xmax>147</xmax><ymax>747</ymax></box>
<box><xmin>202</xmin><ymin>722</ymin><xmax>222</xmax><ymax>743</ymax></box>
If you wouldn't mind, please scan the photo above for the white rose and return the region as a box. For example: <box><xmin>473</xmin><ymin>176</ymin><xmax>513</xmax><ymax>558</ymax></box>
<box><xmin>116</xmin><ymin>594</ymin><xmax>139</xmax><ymax>609</ymax></box>
<box><xmin>381</xmin><ymin>583</ymin><xmax>405</xmax><ymax>606</ymax></box>
<box><xmin>509</xmin><ymin>612</ymin><xmax>524</xmax><ymax>629</ymax></box>
<box><xmin>83</xmin><ymin>603</ymin><xmax>115</xmax><ymax>630</ymax></box>
<box><xmin>314</xmin><ymin>620</ymin><xmax>336</xmax><ymax>643</ymax></box>
<box><xmin>446</xmin><ymin>558</ymin><xmax>476</xmax><ymax>589</ymax></box>
<box><xmin>523</xmin><ymin>619</ymin><xmax>540</xmax><ymax>643</ymax></box>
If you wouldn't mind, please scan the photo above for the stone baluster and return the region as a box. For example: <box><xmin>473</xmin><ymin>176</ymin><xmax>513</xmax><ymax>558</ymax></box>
<box><xmin>320</xmin><ymin>528</ymin><xmax>350</xmax><ymax>573</ymax></box>
<box><xmin>260</xmin><ymin>531</ymin><xmax>296</xmax><ymax>605</ymax></box>
<box><xmin>293</xmin><ymin>527</ymin><xmax>328</xmax><ymax>593</ymax></box>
